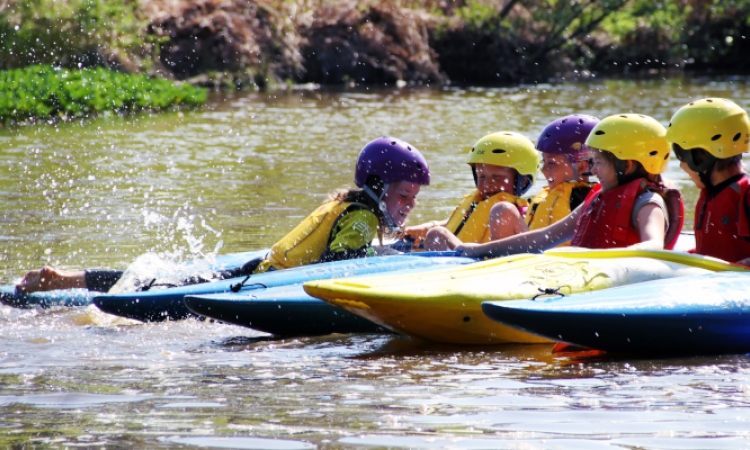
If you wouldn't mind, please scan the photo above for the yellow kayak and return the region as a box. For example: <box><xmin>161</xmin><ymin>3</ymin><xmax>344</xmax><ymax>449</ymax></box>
<box><xmin>304</xmin><ymin>249</ymin><xmax>747</xmax><ymax>345</ymax></box>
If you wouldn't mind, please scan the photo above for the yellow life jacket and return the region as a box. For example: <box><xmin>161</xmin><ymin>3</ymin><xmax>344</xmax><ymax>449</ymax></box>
<box><xmin>525</xmin><ymin>180</ymin><xmax>593</xmax><ymax>246</ymax></box>
<box><xmin>444</xmin><ymin>189</ymin><xmax>528</xmax><ymax>243</ymax></box>
<box><xmin>261</xmin><ymin>201</ymin><xmax>372</xmax><ymax>272</ymax></box>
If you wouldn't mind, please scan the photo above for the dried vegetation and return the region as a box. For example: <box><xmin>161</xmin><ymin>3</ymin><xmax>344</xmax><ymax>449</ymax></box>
<box><xmin>2</xmin><ymin>0</ymin><xmax>749</xmax><ymax>87</ymax></box>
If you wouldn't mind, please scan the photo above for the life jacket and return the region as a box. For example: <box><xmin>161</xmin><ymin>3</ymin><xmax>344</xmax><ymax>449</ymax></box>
<box><xmin>264</xmin><ymin>201</ymin><xmax>374</xmax><ymax>271</ymax></box>
<box><xmin>444</xmin><ymin>190</ymin><xmax>528</xmax><ymax>243</ymax></box>
<box><xmin>526</xmin><ymin>181</ymin><xmax>593</xmax><ymax>230</ymax></box>
<box><xmin>570</xmin><ymin>178</ymin><xmax>683</xmax><ymax>250</ymax></box>
<box><xmin>694</xmin><ymin>174</ymin><xmax>750</xmax><ymax>262</ymax></box>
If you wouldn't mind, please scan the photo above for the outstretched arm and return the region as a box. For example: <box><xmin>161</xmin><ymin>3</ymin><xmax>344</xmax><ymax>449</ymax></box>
<box><xmin>456</xmin><ymin>207</ymin><xmax>581</xmax><ymax>258</ymax></box>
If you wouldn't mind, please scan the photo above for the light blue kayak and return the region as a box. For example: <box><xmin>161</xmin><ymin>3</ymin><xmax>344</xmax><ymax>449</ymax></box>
<box><xmin>482</xmin><ymin>271</ymin><xmax>750</xmax><ymax>356</ymax></box>
<box><xmin>183</xmin><ymin>258</ymin><xmax>471</xmax><ymax>336</ymax></box>
<box><xmin>94</xmin><ymin>252</ymin><xmax>472</xmax><ymax>322</ymax></box>
<box><xmin>184</xmin><ymin>284</ymin><xmax>388</xmax><ymax>336</ymax></box>
<box><xmin>0</xmin><ymin>250</ymin><xmax>268</xmax><ymax>309</ymax></box>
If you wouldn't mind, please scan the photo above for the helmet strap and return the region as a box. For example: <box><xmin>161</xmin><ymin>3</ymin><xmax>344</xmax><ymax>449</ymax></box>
<box><xmin>687</xmin><ymin>152</ymin><xmax>717</xmax><ymax>184</ymax></box>
<box><xmin>515</xmin><ymin>174</ymin><xmax>533</xmax><ymax>197</ymax></box>
<box><xmin>697</xmin><ymin>158</ymin><xmax>718</xmax><ymax>189</ymax></box>
<box><xmin>363</xmin><ymin>183</ymin><xmax>401</xmax><ymax>233</ymax></box>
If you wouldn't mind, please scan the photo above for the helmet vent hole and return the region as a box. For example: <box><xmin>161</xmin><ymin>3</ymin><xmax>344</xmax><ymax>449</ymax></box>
<box><xmin>711</xmin><ymin>134</ymin><xmax>722</xmax><ymax>141</ymax></box>
<box><xmin>620</xmin><ymin>115</ymin><xmax>628</xmax><ymax>118</ymax></box>
<box><xmin>707</xmin><ymin>99</ymin><xmax>714</xmax><ymax>102</ymax></box>
<box><xmin>690</xmin><ymin>102</ymin><xmax>695</xmax><ymax>106</ymax></box>
<box><xmin>579</xmin><ymin>119</ymin><xmax>584</xmax><ymax>124</ymax></box>
<box><xmin>595</xmin><ymin>130</ymin><xmax>605</xmax><ymax>135</ymax></box>
<box><xmin>668</xmin><ymin>122</ymin><xmax>672</xmax><ymax>127</ymax></box>
<box><xmin>562</xmin><ymin>119</ymin><xmax>568</xmax><ymax>123</ymax></box>
<box><xmin>471</xmin><ymin>147</ymin><xmax>475</xmax><ymax>152</ymax></box>
<box><xmin>492</xmin><ymin>149</ymin><xmax>507</xmax><ymax>154</ymax></box>
<box><xmin>649</xmin><ymin>150</ymin><xmax>658</xmax><ymax>156</ymax></box>
<box><xmin>545</xmin><ymin>132</ymin><xmax>551</xmax><ymax>138</ymax></box>
<box><xmin>734</xmin><ymin>133</ymin><xmax>742</xmax><ymax>142</ymax></box>
<box><xmin>407</xmin><ymin>146</ymin><xmax>413</xmax><ymax>151</ymax></box>
<box><xmin>391</xmin><ymin>141</ymin><xmax>397</xmax><ymax>145</ymax></box>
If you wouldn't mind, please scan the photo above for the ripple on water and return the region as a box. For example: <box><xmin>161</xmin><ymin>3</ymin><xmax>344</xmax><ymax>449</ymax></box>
<box><xmin>0</xmin><ymin>392</ymin><xmax>147</xmax><ymax>408</ymax></box>
<box><xmin>166</xmin><ymin>436</ymin><xmax>315</xmax><ymax>449</ymax></box>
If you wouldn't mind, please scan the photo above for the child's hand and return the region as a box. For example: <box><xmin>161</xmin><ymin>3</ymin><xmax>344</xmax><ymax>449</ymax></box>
<box><xmin>402</xmin><ymin>222</ymin><xmax>438</xmax><ymax>248</ymax></box>
<box><xmin>403</xmin><ymin>224</ymin><xmax>430</xmax><ymax>238</ymax></box>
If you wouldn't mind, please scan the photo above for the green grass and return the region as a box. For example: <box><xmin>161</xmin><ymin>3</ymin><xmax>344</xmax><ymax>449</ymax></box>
<box><xmin>0</xmin><ymin>65</ymin><xmax>207</xmax><ymax>124</ymax></box>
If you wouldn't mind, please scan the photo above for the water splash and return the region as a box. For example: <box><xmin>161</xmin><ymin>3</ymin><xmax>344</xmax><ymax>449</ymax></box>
<box><xmin>108</xmin><ymin>203</ymin><xmax>225</xmax><ymax>293</ymax></box>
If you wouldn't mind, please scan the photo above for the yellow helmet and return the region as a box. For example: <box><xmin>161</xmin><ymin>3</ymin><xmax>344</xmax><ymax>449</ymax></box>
<box><xmin>467</xmin><ymin>131</ymin><xmax>540</xmax><ymax>196</ymax></box>
<box><xmin>665</xmin><ymin>98</ymin><xmax>750</xmax><ymax>159</ymax></box>
<box><xmin>585</xmin><ymin>114</ymin><xmax>670</xmax><ymax>175</ymax></box>
<box><xmin>467</xmin><ymin>132</ymin><xmax>539</xmax><ymax>176</ymax></box>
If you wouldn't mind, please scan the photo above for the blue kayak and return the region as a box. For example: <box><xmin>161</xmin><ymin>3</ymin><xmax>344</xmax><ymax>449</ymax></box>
<box><xmin>184</xmin><ymin>284</ymin><xmax>390</xmax><ymax>336</ymax></box>
<box><xmin>95</xmin><ymin>252</ymin><xmax>472</xmax><ymax>322</ymax></box>
<box><xmin>482</xmin><ymin>271</ymin><xmax>750</xmax><ymax>356</ymax></box>
<box><xmin>0</xmin><ymin>250</ymin><xmax>267</xmax><ymax>309</ymax></box>
<box><xmin>184</xmin><ymin>256</ymin><xmax>474</xmax><ymax>336</ymax></box>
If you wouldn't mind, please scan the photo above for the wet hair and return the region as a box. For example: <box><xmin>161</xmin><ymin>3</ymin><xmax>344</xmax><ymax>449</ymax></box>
<box><xmin>683</xmin><ymin>147</ymin><xmax>743</xmax><ymax>172</ymax></box>
<box><xmin>595</xmin><ymin>149</ymin><xmax>662</xmax><ymax>185</ymax></box>
<box><xmin>327</xmin><ymin>174</ymin><xmax>391</xmax><ymax>229</ymax></box>
<box><xmin>717</xmin><ymin>154</ymin><xmax>744</xmax><ymax>172</ymax></box>
<box><xmin>672</xmin><ymin>144</ymin><xmax>744</xmax><ymax>177</ymax></box>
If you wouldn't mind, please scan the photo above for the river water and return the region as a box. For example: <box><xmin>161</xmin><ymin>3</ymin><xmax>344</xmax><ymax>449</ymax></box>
<box><xmin>1</xmin><ymin>78</ymin><xmax>750</xmax><ymax>448</ymax></box>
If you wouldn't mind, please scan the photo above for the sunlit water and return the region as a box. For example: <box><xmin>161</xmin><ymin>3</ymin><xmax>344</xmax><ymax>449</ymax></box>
<box><xmin>1</xmin><ymin>78</ymin><xmax>750</xmax><ymax>448</ymax></box>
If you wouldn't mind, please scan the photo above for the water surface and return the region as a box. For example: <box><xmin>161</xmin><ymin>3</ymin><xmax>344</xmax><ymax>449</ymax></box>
<box><xmin>1</xmin><ymin>78</ymin><xmax>750</xmax><ymax>448</ymax></box>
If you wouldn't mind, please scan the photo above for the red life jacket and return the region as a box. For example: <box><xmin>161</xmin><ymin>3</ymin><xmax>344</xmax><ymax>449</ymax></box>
<box><xmin>570</xmin><ymin>178</ymin><xmax>684</xmax><ymax>250</ymax></box>
<box><xmin>694</xmin><ymin>174</ymin><xmax>750</xmax><ymax>262</ymax></box>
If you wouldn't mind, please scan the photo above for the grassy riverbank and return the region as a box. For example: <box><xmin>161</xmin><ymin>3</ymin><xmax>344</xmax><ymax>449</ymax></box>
<box><xmin>0</xmin><ymin>65</ymin><xmax>206</xmax><ymax>125</ymax></box>
<box><xmin>1</xmin><ymin>0</ymin><xmax>748</xmax><ymax>88</ymax></box>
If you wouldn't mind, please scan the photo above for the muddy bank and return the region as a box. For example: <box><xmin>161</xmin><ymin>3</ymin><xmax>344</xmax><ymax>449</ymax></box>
<box><xmin>2</xmin><ymin>0</ymin><xmax>749</xmax><ymax>87</ymax></box>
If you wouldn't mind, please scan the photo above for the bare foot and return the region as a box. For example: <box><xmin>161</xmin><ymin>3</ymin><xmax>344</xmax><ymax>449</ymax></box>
<box><xmin>15</xmin><ymin>267</ymin><xmax>87</xmax><ymax>294</ymax></box>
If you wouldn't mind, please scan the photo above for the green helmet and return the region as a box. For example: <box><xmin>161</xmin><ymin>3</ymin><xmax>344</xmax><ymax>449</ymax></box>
<box><xmin>467</xmin><ymin>132</ymin><xmax>540</xmax><ymax>196</ymax></box>
<box><xmin>585</xmin><ymin>114</ymin><xmax>670</xmax><ymax>175</ymax></box>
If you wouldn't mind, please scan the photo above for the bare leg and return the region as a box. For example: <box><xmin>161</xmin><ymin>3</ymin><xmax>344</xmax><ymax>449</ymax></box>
<box><xmin>16</xmin><ymin>267</ymin><xmax>87</xmax><ymax>294</ymax></box>
<box><xmin>424</xmin><ymin>226</ymin><xmax>463</xmax><ymax>251</ymax></box>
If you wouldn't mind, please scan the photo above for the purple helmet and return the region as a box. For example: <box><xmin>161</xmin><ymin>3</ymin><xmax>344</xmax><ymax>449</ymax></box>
<box><xmin>536</xmin><ymin>114</ymin><xmax>600</xmax><ymax>162</ymax></box>
<box><xmin>354</xmin><ymin>137</ymin><xmax>430</xmax><ymax>187</ymax></box>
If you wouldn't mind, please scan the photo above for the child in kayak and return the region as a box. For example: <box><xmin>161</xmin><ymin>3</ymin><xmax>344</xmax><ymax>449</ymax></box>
<box><xmin>666</xmin><ymin>98</ymin><xmax>750</xmax><ymax>264</ymax></box>
<box><xmin>16</xmin><ymin>137</ymin><xmax>430</xmax><ymax>293</ymax></box>
<box><xmin>524</xmin><ymin>114</ymin><xmax>598</xmax><ymax>243</ymax></box>
<box><xmin>403</xmin><ymin>132</ymin><xmax>539</xmax><ymax>250</ymax></box>
<box><xmin>456</xmin><ymin>114</ymin><xmax>684</xmax><ymax>258</ymax></box>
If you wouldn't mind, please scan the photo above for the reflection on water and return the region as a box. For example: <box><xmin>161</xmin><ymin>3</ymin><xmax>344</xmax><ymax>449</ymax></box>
<box><xmin>1</xmin><ymin>79</ymin><xmax>750</xmax><ymax>447</ymax></box>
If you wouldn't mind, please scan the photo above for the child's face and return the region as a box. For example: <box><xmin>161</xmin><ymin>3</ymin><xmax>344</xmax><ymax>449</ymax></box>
<box><xmin>474</xmin><ymin>163</ymin><xmax>516</xmax><ymax>199</ymax></box>
<box><xmin>541</xmin><ymin>153</ymin><xmax>575</xmax><ymax>189</ymax></box>
<box><xmin>382</xmin><ymin>181</ymin><xmax>421</xmax><ymax>226</ymax></box>
<box><xmin>590</xmin><ymin>151</ymin><xmax>618</xmax><ymax>192</ymax></box>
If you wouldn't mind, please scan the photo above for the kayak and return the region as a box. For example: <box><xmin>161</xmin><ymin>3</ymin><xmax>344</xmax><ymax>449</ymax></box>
<box><xmin>482</xmin><ymin>271</ymin><xmax>750</xmax><ymax>356</ymax></box>
<box><xmin>0</xmin><ymin>250</ymin><xmax>267</xmax><ymax>309</ymax></box>
<box><xmin>0</xmin><ymin>237</ymin><xmax>425</xmax><ymax>313</ymax></box>
<box><xmin>183</xmin><ymin>255</ymin><xmax>481</xmax><ymax>336</ymax></box>
<box><xmin>304</xmin><ymin>248</ymin><xmax>743</xmax><ymax>345</ymax></box>
<box><xmin>184</xmin><ymin>284</ymin><xmax>389</xmax><ymax>336</ymax></box>
<box><xmin>94</xmin><ymin>252</ymin><xmax>472</xmax><ymax>322</ymax></box>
